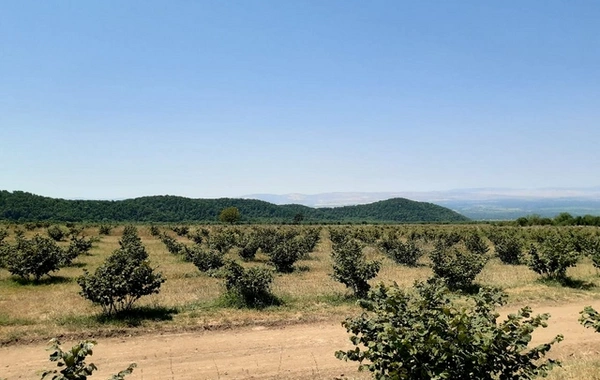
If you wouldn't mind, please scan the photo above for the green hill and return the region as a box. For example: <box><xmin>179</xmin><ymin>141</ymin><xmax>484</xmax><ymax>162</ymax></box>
<box><xmin>0</xmin><ymin>190</ymin><xmax>469</xmax><ymax>223</ymax></box>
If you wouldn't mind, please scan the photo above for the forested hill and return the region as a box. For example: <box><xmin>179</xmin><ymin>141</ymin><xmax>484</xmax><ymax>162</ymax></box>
<box><xmin>0</xmin><ymin>191</ymin><xmax>469</xmax><ymax>223</ymax></box>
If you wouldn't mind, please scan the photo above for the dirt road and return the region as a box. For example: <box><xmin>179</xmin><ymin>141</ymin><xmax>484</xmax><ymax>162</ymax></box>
<box><xmin>3</xmin><ymin>301</ymin><xmax>600</xmax><ymax>380</ymax></box>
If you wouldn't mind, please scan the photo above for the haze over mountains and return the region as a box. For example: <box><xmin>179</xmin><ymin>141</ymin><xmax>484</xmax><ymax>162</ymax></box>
<box><xmin>243</xmin><ymin>187</ymin><xmax>600</xmax><ymax>220</ymax></box>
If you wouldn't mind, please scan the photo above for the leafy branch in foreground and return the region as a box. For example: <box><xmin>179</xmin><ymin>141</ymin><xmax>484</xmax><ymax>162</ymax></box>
<box><xmin>336</xmin><ymin>279</ymin><xmax>562</xmax><ymax>380</ymax></box>
<box><xmin>41</xmin><ymin>338</ymin><xmax>136</xmax><ymax>380</ymax></box>
<box><xmin>580</xmin><ymin>305</ymin><xmax>600</xmax><ymax>332</ymax></box>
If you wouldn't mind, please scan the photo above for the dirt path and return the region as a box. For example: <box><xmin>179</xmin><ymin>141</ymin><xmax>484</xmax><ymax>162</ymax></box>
<box><xmin>3</xmin><ymin>301</ymin><xmax>600</xmax><ymax>380</ymax></box>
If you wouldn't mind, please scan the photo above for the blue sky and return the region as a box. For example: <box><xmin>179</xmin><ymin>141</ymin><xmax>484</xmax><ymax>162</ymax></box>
<box><xmin>1</xmin><ymin>1</ymin><xmax>599</xmax><ymax>199</ymax></box>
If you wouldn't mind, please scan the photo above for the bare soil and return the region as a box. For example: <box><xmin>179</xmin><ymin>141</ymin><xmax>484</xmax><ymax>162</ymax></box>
<box><xmin>3</xmin><ymin>301</ymin><xmax>600</xmax><ymax>380</ymax></box>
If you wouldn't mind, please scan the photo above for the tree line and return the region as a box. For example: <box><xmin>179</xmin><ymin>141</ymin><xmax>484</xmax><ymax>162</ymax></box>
<box><xmin>0</xmin><ymin>191</ymin><xmax>468</xmax><ymax>223</ymax></box>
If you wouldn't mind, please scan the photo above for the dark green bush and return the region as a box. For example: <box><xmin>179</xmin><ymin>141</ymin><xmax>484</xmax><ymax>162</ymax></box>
<box><xmin>464</xmin><ymin>231</ymin><xmax>490</xmax><ymax>255</ymax></box>
<box><xmin>98</xmin><ymin>224</ymin><xmax>112</xmax><ymax>235</ymax></box>
<box><xmin>78</xmin><ymin>227</ymin><xmax>164</xmax><ymax>315</ymax></box>
<box><xmin>159</xmin><ymin>233</ymin><xmax>184</xmax><ymax>255</ymax></box>
<box><xmin>267</xmin><ymin>239</ymin><xmax>303</xmax><ymax>273</ymax></box>
<box><xmin>47</xmin><ymin>225</ymin><xmax>67</xmax><ymax>242</ymax></box>
<box><xmin>209</xmin><ymin>227</ymin><xmax>238</xmax><ymax>254</ymax></box>
<box><xmin>171</xmin><ymin>225</ymin><xmax>189</xmax><ymax>237</ymax></box>
<box><xmin>331</xmin><ymin>239</ymin><xmax>380</xmax><ymax>298</ymax></box>
<box><xmin>528</xmin><ymin>233</ymin><xmax>580</xmax><ymax>280</ymax></box>
<box><xmin>6</xmin><ymin>234</ymin><xmax>63</xmax><ymax>281</ymax></box>
<box><xmin>187</xmin><ymin>229</ymin><xmax>204</xmax><ymax>244</ymax></box>
<box><xmin>494</xmin><ymin>233</ymin><xmax>524</xmax><ymax>265</ymax></box>
<box><xmin>223</xmin><ymin>261</ymin><xmax>276</xmax><ymax>308</ymax></box>
<box><xmin>239</xmin><ymin>237</ymin><xmax>260</xmax><ymax>261</ymax></box>
<box><xmin>148</xmin><ymin>224</ymin><xmax>160</xmax><ymax>237</ymax></box>
<box><xmin>185</xmin><ymin>245</ymin><xmax>225</xmax><ymax>272</ymax></box>
<box><xmin>430</xmin><ymin>240</ymin><xmax>487</xmax><ymax>291</ymax></box>
<box><xmin>378</xmin><ymin>234</ymin><xmax>422</xmax><ymax>267</ymax></box>
<box><xmin>336</xmin><ymin>279</ymin><xmax>562</xmax><ymax>380</ymax></box>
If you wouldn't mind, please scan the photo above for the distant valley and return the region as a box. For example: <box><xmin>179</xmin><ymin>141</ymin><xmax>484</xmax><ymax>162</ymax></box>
<box><xmin>243</xmin><ymin>188</ymin><xmax>600</xmax><ymax>220</ymax></box>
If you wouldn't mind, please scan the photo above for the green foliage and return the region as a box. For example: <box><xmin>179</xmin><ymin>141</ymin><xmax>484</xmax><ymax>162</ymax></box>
<box><xmin>336</xmin><ymin>279</ymin><xmax>563</xmax><ymax>380</ymax></box>
<box><xmin>209</xmin><ymin>227</ymin><xmax>238</xmax><ymax>253</ymax></box>
<box><xmin>78</xmin><ymin>227</ymin><xmax>164</xmax><ymax>315</ymax></box>
<box><xmin>159</xmin><ymin>233</ymin><xmax>184</xmax><ymax>255</ymax></box>
<box><xmin>295</xmin><ymin>227</ymin><xmax>321</xmax><ymax>257</ymax></box>
<box><xmin>219</xmin><ymin>206</ymin><xmax>241</xmax><ymax>224</ymax></box>
<box><xmin>61</xmin><ymin>233</ymin><xmax>95</xmax><ymax>267</ymax></box>
<box><xmin>148</xmin><ymin>224</ymin><xmax>160</xmax><ymax>237</ymax></box>
<box><xmin>6</xmin><ymin>234</ymin><xmax>63</xmax><ymax>281</ymax></box>
<box><xmin>254</xmin><ymin>227</ymin><xmax>291</xmax><ymax>254</ymax></box>
<box><xmin>223</xmin><ymin>261</ymin><xmax>276</xmax><ymax>308</ymax></box>
<box><xmin>493</xmin><ymin>234</ymin><xmax>523</xmax><ymax>265</ymax></box>
<box><xmin>430</xmin><ymin>239</ymin><xmax>488</xmax><ymax>291</ymax></box>
<box><xmin>187</xmin><ymin>229</ymin><xmax>204</xmax><ymax>244</ymax></box>
<box><xmin>267</xmin><ymin>239</ymin><xmax>303</xmax><ymax>273</ymax></box>
<box><xmin>378</xmin><ymin>233</ymin><xmax>422</xmax><ymax>266</ymax></box>
<box><xmin>579</xmin><ymin>306</ymin><xmax>600</xmax><ymax>333</ymax></box>
<box><xmin>0</xmin><ymin>190</ymin><xmax>468</xmax><ymax>223</ymax></box>
<box><xmin>329</xmin><ymin>227</ymin><xmax>352</xmax><ymax>249</ymax></box>
<box><xmin>171</xmin><ymin>225</ymin><xmax>189</xmax><ymax>236</ymax></box>
<box><xmin>579</xmin><ymin>234</ymin><xmax>600</xmax><ymax>270</ymax></box>
<box><xmin>47</xmin><ymin>225</ymin><xmax>67</xmax><ymax>241</ymax></box>
<box><xmin>98</xmin><ymin>224</ymin><xmax>112</xmax><ymax>235</ymax></box>
<box><xmin>185</xmin><ymin>245</ymin><xmax>225</xmax><ymax>272</ymax></box>
<box><xmin>331</xmin><ymin>239</ymin><xmax>380</xmax><ymax>298</ymax></box>
<box><xmin>0</xmin><ymin>227</ymin><xmax>9</xmax><ymax>242</ymax></box>
<box><xmin>464</xmin><ymin>231</ymin><xmax>490</xmax><ymax>255</ymax></box>
<box><xmin>527</xmin><ymin>233</ymin><xmax>580</xmax><ymax>280</ymax></box>
<box><xmin>41</xmin><ymin>338</ymin><xmax>135</xmax><ymax>380</ymax></box>
<box><xmin>238</xmin><ymin>234</ymin><xmax>260</xmax><ymax>261</ymax></box>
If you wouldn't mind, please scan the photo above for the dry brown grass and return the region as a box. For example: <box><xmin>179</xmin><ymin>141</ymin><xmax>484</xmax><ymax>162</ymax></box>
<box><xmin>2</xmin><ymin>223</ymin><xmax>600</xmax><ymax>353</ymax></box>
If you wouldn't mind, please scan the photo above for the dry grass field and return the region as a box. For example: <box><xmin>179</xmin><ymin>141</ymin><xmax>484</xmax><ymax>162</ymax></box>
<box><xmin>2</xmin><ymin>223</ymin><xmax>600</xmax><ymax>379</ymax></box>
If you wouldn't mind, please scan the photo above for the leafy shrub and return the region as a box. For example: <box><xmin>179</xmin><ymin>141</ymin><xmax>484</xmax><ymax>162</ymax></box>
<box><xmin>41</xmin><ymin>338</ymin><xmax>136</xmax><ymax>380</ymax></box>
<box><xmin>47</xmin><ymin>225</ymin><xmax>67</xmax><ymax>242</ymax></box>
<box><xmin>60</xmin><ymin>233</ymin><xmax>95</xmax><ymax>267</ymax></box>
<box><xmin>351</xmin><ymin>226</ymin><xmax>381</xmax><ymax>244</ymax></box>
<box><xmin>430</xmin><ymin>239</ymin><xmax>487</xmax><ymax>291</ymax></box>
<box><xmin>98</xmin><ymin>224</ymin><xmax>112</xmax><ymax>235</ymax></box>
<box><xmin>171</xmin><ymin>225</ymin><xmax>189</xmax><ymax>236</ymax></box>
<box><xmin>78</xmin><ymin>227</ymin><xmax>164</xmax><ymax>315</ymax></box>
<box><xmin>378</xmin><ymin>234</ymin><xmax>422</xmax><ymax>266</ymax></box>
<box><xmin>528</xmin><ymin>233</ymin><xmax>580</xmax><ymax>280</ymax></box>
<box><xmin>187</xmin><ymin>229</ymin><xmax>204</xmax><ymax>244</ymax></box>
<box><xmin>0</xmin><ymin>228</ymin><xmax>8</xmax><ymax>242</ymax></box>
<box><xmin>329</xmin><ymin>227</ymin><xmax>351</xmax><ymax>249</ymax></box>
<box><xmin>336</xmin><ymin>279</ymin><xmax>563</xmax><ymax>380</ymax></box>
<box><xmin>239</xmin><ymin>236</ymin><xmax>260</xmax><ymax>261</ymax></box>
<box><xmin>223</xmin><ymin>261</ymin><xmax>276</xmax><ymax>308</ymax></box>
<box><xmin>493</xmin><ymin>233</ymin><xmax>523</xmax><ymax>265</ymax></box>
<box><xmin>331</xmin><ymin>239</ymin><xmax>380</xmax><ymax>298</ymax></box>
<box><xmin>580</xmin><ymin>234</ymin><xmax>600</xmax><ymax>270</ymax></box>
<box><xmin>267</xmin><ymin>239</ymin><xmax>303</xmax><ymax>273</ymax></box>
<box><xmin>148</xmin><ymin>224</ymin><xmax>160</xmax><ymax>237</ymax></box>
<box><xmin>159</xmin><ymin>233</ymin><xmax>184</xmax><ymax>255</ymax></box>
<box><xmin>464</xmin><ymin>231</ymin><xmax>490</xmax><ymax>255</ymax></box>
<box><xmin>295</xmin><ymin>227</ymin><xmax>321</xmax><ymax>257</ymax></box>
<box><xmin>580</xmin><ymin>306</ymin><xmax>600</xmax><ymax>332</ymax></box>
<box><xmin>209</xmin><ymin>227</ymin><xmax>238</xmax><ymax>254</ymax></box>
<box><xmin>184</xmin><ymin>245</ymin><xmax>225</xmax><ymax>272</ymax></box>
<box><xmin>6</xmin><ymin>234</ymin><xmax>63</xmax><ymax>281</ymax></box>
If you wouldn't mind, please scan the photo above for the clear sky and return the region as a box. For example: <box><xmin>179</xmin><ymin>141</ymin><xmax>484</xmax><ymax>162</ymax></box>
<box><xmin>1</xmin><ymin>1</ymin><xmax>599</xmax><ymax>199</ymax></box>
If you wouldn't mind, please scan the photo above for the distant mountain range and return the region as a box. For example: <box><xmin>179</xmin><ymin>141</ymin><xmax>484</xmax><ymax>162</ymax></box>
<box><xmin>242</xmin><ymin>188</ymin><xmax>600</xmax><ymax>220</ymax></box>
